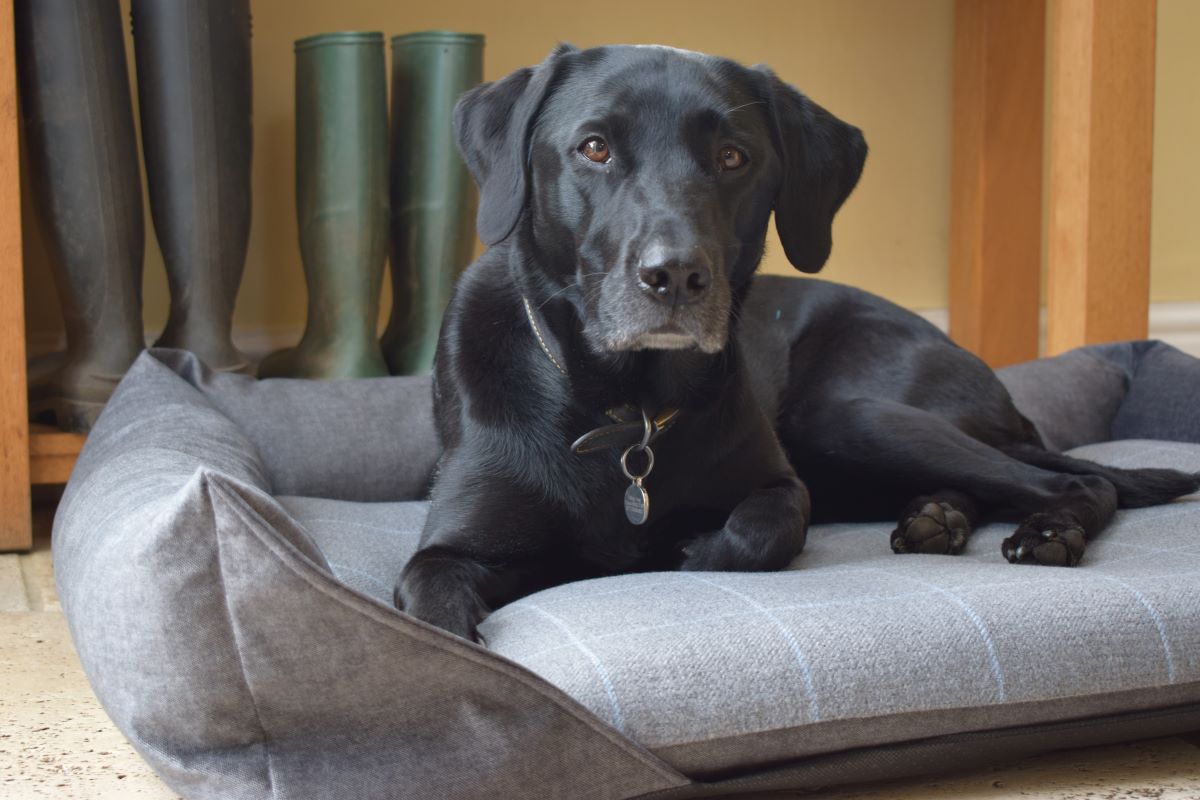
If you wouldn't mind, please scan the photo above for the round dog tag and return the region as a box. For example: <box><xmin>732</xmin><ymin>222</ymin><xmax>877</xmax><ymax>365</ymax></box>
<box><xmin>620</xmin><ymin>443</ymin><xmax>655</xmax><ymax>526</ymax></box>
<box><xmin>624</xmin><ymin>481</ymin><xmax>649</xmax><ymax>525</ymax></box>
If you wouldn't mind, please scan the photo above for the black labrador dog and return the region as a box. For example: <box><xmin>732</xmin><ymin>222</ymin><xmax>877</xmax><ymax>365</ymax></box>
<box><xmin>395</xmin><ymin>44</ymin><xmax>1199</xmax><ymax>641</ymax></box>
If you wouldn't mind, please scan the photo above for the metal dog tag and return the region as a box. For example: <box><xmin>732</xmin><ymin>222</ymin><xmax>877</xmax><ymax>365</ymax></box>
<box><xmin>620</xmin><ymin>443</ymin><xmax>655</xmax><ymax>526</ymax></box>
<box><xmin>624</xmin><ymin>480</ymin><xmax>650</xmax><ymax>525</ymax></box>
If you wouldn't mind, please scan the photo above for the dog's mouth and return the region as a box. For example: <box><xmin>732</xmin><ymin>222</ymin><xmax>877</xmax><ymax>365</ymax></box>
<box><xmin>600</xmin><ymin>317</ymin><xmax>729</xmax><ymax>354</ymax></box>
<box><xmin>631</xmin><ymin>324</ymin><xmax>697</xmax><ymax>351</ymax></box>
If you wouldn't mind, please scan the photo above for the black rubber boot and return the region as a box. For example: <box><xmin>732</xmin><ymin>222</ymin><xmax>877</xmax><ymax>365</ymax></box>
<box><xmin>380</xmin><ymin>31</ymin><xmax>483</xmax><ymax>375</ymax></box>
<box><xmin>15</xmin><ymin>0</ymin><xmax>145</xmax><ymax>432</ymax></box>
<box><xmin>259</xmin><ymin>32</ymin><xmax>390</xmax><ymax>379</ymax></box>
<box><xmin>131</xmin><ymin>0</ymin><xmax>252</xmax><ymax>373</ymax></box>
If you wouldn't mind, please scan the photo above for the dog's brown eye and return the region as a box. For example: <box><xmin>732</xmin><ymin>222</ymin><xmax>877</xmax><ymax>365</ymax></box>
<box><xmin>580</xmin><ymin>137</ymin><xmax>610</xmax><ymax>163</ymax></box>
<box><xmin>719</xmin><ymin>146</ymin><xmax>747</xmax><ymax>171</ymax></box>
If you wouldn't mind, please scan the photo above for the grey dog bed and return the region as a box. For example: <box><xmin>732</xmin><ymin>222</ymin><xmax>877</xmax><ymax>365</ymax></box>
<box><xmin>54</xmin><ymin>345</ymin><xmax>1200</xmax><ymax>799</ymax></box>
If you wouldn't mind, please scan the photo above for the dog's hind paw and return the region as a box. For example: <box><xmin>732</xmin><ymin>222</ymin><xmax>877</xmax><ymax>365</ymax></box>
<box><xmin>1002</xmin><ymin>512</ymin><xmax>1086</xmax><ymax>566</ymax></box>
<box><xmin>892</xmin><ymin>499</ymin><xmax>970</xmax><ymax>555</ymax></box>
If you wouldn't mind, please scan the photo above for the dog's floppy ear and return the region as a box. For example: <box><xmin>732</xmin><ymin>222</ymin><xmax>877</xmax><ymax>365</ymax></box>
<box><xmin>454</xmin><ymin>44</ymin><xmax>576</xmax><ymax>246</ymax></box>
<box><xmin>757</xmin><ymin>68</ymin><xmax>867</xmax><ymax>273</ymax></box>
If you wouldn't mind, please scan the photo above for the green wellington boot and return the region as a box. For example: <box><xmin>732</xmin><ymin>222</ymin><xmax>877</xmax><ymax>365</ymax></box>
<box><xmin>259</xmin><ymin>32</ymin><xmax>390</xmax><ymax>379</ymax></box>
<box><xmin>16</xmin><ymin>0</ymin><xmax>145</xmax><ymax>432</ymax></box>
<box><xmin>380</xmin><ymin>31</ymin><xmax>483</xmax><ymax>375</ymax></box>
<box><xmin>131</xmin><ymin>0</ymin><xmax>253</xmax><ymax>373</ymax></box>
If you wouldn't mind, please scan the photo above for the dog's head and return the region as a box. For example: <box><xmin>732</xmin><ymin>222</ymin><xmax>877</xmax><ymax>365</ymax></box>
<box><xmin>455</xmin><ymin>44</ymin><xmax>867</xmax><ymax>354</ymax></box>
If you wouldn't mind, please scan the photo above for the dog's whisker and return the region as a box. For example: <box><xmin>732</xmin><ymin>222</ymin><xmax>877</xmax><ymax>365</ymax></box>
<box><xmin>536</xmin><ymin>282</ymin><xmax>583</xmax><ymax>310</ymax></box>
<box><xmin>721</xmin><ymin>100</ymin><xmax>766</xmax><ymax>118</ymax></box>
<box><xmin>533</xmin><ymin>273</ymin><xmax>613</xmax><ymax>310</ymax></box>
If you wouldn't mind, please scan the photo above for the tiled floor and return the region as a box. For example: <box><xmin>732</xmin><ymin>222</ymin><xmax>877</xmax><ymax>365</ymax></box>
<box><xmin>3</xmin><ymin>507</ymin><xmax>1200</xmax><ymax>799</ymax></box>
<box><xmin>1</xmin><ymin>507</ymin><xmax>177</xmax><ymax>799</ymax></box>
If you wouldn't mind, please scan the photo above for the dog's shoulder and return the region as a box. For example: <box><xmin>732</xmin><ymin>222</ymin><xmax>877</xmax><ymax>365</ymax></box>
<box><xmin>436</xmin><ymin>251</ymin><xmax>572</xmax><ymax>437</ymax></box>
<box><xmin>442</xmin><ymin>253</ymin><xmax>522</xmax><ymax>352</ymax></box>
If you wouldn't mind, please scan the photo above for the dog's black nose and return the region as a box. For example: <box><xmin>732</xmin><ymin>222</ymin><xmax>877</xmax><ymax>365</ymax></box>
<box><xmin>636</xmin><ymin>253</ymin><xmax>712</xmax><ymax>305</ymax></box>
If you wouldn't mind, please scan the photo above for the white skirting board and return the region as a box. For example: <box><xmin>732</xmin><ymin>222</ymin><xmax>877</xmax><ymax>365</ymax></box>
<box><xmin>1147</xmin><ymin>303</ymin><xmax>1200</xmax><ymax>358</ymax></box>
<box><xmin>25</xmin><ymin>303</ymin><xmax>1200</xmax><ymax>362</ymax></box>
<box><xmin>26</xmin><ymin>325</ymin><xmax>297</xmax><ymax>363</ymax></box>
<box><xmin>916</xmin><ymin>303</ymin><xmax>1200</xmax><ymax>358</ymax></box>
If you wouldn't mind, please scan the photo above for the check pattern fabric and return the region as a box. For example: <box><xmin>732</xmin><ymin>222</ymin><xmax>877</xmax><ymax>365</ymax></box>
<box><xmin>55</xmin><ymin>351</ymin><xmax>686</xmax><ymax>800</ymax></box>
<box><xmin>291</xmin><ymin>441</ymin><xmax>1200</xmax><ymax>775</ymax></box>
<box><xmin>53</xmin><ymin>346</ymin><xmax>1200</xmax><ymax>797</ymax></box>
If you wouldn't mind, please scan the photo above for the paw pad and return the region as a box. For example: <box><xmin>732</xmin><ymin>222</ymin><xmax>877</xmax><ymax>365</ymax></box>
<box><xmin>892</xmin><ymin>501</ymin><xmax>970</xmax><ymax>555</ymax></box>
<box><xmin>1002</xmin><ymin>516</ymin><xmax>1086</xmax><ymax>567</ymax></box>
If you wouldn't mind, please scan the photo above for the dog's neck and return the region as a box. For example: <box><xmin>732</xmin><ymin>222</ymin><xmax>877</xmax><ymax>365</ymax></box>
<box><xmin>519</xmin><ymin>285</ymin><xmax>736</xmax><ymax>416</ymax></box>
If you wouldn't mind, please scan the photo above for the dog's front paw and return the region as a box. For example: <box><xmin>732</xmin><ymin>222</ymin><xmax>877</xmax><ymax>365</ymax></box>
<box><xmin>394</xmin><ymin>555</ymin><xmax>491</xmax><ymax>643</ymax></box>
<box><xmin>395</xmin><ymin>588</ymin><xmax>488</xmax><ymax>643</ymax></box>
<box><xmin>892</xmin><ymin>499</ymin><xmax>970</xmax><ymax>555</ymax></box>
<box><xmin>679</xmin><ymin>529</ymin><xmax>740</xmax><ymax>571</ymax></box>
<box><xmin>679</xmin><ymin>524</ymin><xmax>803</xmax><ymax>572</ymax></box>
<box><xmin>1001</xmin><ymin>512</ymin><xmax>1086</xmax><ymax>566</ymax></box>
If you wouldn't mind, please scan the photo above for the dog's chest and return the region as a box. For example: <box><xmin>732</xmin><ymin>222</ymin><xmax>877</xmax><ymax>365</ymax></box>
<box><xmin>562</xmin><ymin>435</ymin><xmax>745</xmax><ymax>569</ymax></box>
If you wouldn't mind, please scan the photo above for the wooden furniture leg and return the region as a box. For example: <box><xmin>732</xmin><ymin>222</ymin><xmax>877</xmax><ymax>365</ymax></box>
<box><xmin>1046</xmin><ymin>0</ymin><xmax>1156</xmax><ymax>355</ymax></box>
<box><xmin>0</xmin><ymin>0</ymin><xmax>31</xmax><ymax>552</ymax></box>
<box><xmin>949</xmin><ymin>0</ymin><xmax>1046</xmax><ymax>369</ymax></box>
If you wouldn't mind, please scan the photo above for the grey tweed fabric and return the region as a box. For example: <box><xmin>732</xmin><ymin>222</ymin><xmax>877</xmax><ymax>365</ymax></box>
<box><xmin>53</xmin><ymin>347</ymin><xmax>1200</xmax><ymax>798</ymax></box>
<box><xmin>480</xmin><ymin>439</ymin><xmax>1200</xmax><ymax>774</ymax></box>
<box><xmin>996</xmin><ymin>346</ymin><xmax>1130</xmax><ymax>451</ymax></box>
<box><xmin>997</xmin><ymin>340</ymin><xmax>1200</xmax><ymax>450</ymax></box>
<box><xmin>159</xmin><ymin>348</ymin><xmax>440</xmax><ymax>501</ymax></box>
<box><xmin>276</xmin><ymin>495</ymin><xmax>426</xmax><ymax>600</ymax></box>
<box><xmin>54</xmin><ymin>350</ymin><xmax>685</xmax><ymax>800</ymax></box>
<box><xmin>284</xmin><ymin>442</ymin><xmax>1200</xmax><ymax>777</ymax></box>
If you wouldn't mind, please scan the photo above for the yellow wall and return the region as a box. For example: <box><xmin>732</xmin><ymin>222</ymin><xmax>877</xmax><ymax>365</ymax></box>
<box><xmin>1151</xmin><ymin>0</ymin><xmax>1200</xmax><ymax>303</ymax></box>
<box><xmin>21</xmin><ymin>0</ymin><xmax>1199</xmax><ymax>346</ymax></box>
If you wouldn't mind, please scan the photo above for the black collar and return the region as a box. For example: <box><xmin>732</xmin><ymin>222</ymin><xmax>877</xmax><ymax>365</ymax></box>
<box><xmin>521</xmin><ymin>295</ymin><xmax>680</xmax><ymax>453</ymax></box>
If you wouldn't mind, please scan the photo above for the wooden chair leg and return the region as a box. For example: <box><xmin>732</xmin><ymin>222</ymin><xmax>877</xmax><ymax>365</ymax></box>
<box><xmin>1046</xmin><ymin>0</ymin><xmax>1156</xmax><ymax>355</ymax></box>
<box><xmin>0</xmin><ymin>0</ymin><xmax>31</xmax><ymax>552</ymax></box>
<box><xmin>949</xmin><ymin>0</ymin><xmax>1045</xmax><ymax>369</ymax></box>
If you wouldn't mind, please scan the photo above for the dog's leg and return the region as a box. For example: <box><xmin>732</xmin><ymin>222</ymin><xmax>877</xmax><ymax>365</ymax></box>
<box><xmin>395</xmin><ymin>546</ymin><xmax>496</xmax><ymax>641</ymax></box>
<box><xmin>891</xmin><ymin>490</ymin><xmax>978</xmax><ymax>555</ymax></box>
<box><xmin>1000</xmin><ymin>511</ymin><xmax>1093</xmax><ymax>567</ymax></box>
<box><xmin>996</xmin><ymin>442</ymin><xmax>1199</xmax><ymax>566</ymax></box>
<box><xmin>396</xmin><ymin>470</ymin><xmax>565</xmax><ymax>641</ymax></box>
<box><xmin>998</xmin><ymin>471</ymin><xmax>1118</xmax><ymax>567</ymax></box>
<box><xmin>680</xmin><ymin>476</ymin><xmax>810</xmax><ymax>571</ymax></box>
<box><xmin>789</xmin><ymin>398</ymin><xmax>1119</xmax><ymax>567</ymax></box>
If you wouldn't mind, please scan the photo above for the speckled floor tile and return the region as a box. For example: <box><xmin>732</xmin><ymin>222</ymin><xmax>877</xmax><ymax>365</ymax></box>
<box><xmin>806</xmin><ymin>736</ymin><xmax>1200</xmax><ymax>799</ymax></box>
<box><xmin>0</xmin><ymin>610</ymin><xmax>177</xmax><ymax>799</ymax></box>
<box><xmin>18</xmin><ymin>535</ymin><xmax>59</xmax><ymax>613</ymax></box>
<box><xmin>0</xmin><ymin>554</ymin><xmax>29</xmax><ymax>613</ymax></box>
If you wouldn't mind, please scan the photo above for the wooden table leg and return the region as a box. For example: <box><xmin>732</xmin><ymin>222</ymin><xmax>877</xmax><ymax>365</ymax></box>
<box><xmin>949</xmin><ymin>0</ymin><xmax>1046</xmax><ymax>369</ymax></box>
<box><xmin>1046</xmin><ymin>0</ymin><xmax>1156</xmax><ymax>355</ymax></box>
<box><xmin>0</xmin><ymin>0</ymin><xmax>31</xmax><ymax>552</ymax></box>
